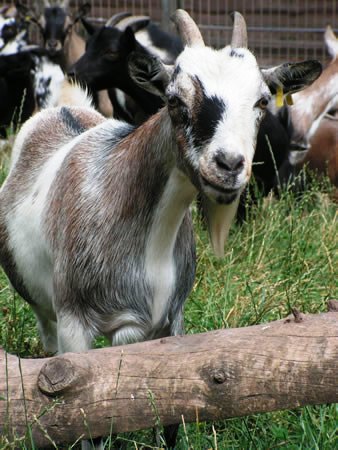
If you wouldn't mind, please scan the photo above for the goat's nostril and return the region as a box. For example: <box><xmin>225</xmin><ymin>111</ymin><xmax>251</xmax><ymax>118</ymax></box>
<box><xmin>47</xmin><ymin>39</ymin><xmax>58</xmax><ymax>49</ymax></box>
<box><xmin>215</xmin><ymin>153</ymin><xmax>245</xmax><ymax>173</ymax></box>
<box><xmin>233</xmin><ymin>155</ymin><xmax>245</xmax><ymax>171</ymax></box>
<box><xmin>215</xmin><ymin>153</ymin><xmax>231</xmax><ymax>171</ymax></box>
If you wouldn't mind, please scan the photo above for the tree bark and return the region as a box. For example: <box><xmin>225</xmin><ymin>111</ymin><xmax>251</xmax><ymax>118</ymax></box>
<box><xmin>1</xmin><ymin>305</ymin><xmax>338</xmax><ymax>448</ymax></box>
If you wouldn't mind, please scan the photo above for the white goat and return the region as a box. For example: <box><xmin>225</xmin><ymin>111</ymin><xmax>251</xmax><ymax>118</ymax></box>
<box><xmin>0</xmin><ymin>9</ymin><xmax>321</xmax><ymax>448</ymax></box>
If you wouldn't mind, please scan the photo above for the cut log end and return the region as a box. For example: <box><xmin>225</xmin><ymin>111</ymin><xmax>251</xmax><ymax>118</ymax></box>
<box><xmin>38</xmin><ymin>357</ymin><xmax>76</xmax><ymax>396</ymax></box>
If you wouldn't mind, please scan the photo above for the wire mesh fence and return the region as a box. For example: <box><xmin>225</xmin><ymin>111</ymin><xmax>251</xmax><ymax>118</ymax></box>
<box><xmin>23</xmin><ymin>0</ymin><xmax>337</xmax><ymax>66</ymax></box>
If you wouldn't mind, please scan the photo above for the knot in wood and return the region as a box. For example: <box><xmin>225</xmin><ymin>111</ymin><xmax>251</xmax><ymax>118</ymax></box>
<box><xmin>38</xmin><ymin>358</ymin><xmax>75</xmax><ymax>396</ymax></box>
<box><xmin>212</xmin><ymin>369</ymin><xmax>227</xmax><ymax>384</ymax></box>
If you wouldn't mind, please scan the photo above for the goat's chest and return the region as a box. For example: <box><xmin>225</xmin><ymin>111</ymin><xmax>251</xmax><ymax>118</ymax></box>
<box><xmin>144</xmin><ymin>250</ymin><xmax>176</xmax><ymax>326</ymax></box>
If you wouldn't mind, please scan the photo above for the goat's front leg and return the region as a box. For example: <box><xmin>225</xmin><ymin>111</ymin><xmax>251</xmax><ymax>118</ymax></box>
<box><xmin>56</xmin><ymin>309</ymin><xmax>102</xmax><ymax>449</ymax></box>
<box><xmin>56</xmin><ymin>310</ymin><xmax>93</xmax><ymax>354</ymax></box>
<box><xmin>31</xmin><ymin>305</ymin><xmax>58</xmax><ymax>354</ymax></box>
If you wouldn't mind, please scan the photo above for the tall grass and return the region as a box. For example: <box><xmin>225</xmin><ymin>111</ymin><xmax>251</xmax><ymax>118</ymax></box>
<box><xmin>0</xmin><ymin>144</ymin><xmax>337</xmax><ymax>448</ymax></box>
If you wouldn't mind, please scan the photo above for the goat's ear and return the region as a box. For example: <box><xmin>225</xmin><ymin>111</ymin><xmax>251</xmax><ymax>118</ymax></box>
<box><xmin>15</xmin><ymin>1</ymin><xmax>36</xmax><ymax>23</ymax></box>
<box><xmin>128</xmin><ymin>52</ymin><xmax>172</xmax><ymax>98</ymax></box>
<box><xmin>262</xmin><ymin>60</ymin><xmax>322</xmax><ymax>95</ymax></box>
<box><xmin>73</xmin><ymin>2</ymin><xmax>91</xmax><ymax>25</ymax></box>
<box><xmin>324</xmin><ymin>25</ymin><xmax>338</xmax><ymax>60</ymax></box>
<box><xmin>81</xmin><ymin>17</ymin><xmax>96</xmax><ymax>36</ymax></box>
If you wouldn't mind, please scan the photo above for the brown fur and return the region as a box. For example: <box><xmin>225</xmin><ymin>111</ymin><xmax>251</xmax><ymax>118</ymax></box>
<box><xmin>291</xmin><ymin>58</ymin><xmax>338</xmax><ymax>140</ymax></box>
<box><xmin>302</xmin><ymin>117</ymin><xmax>338</xmax><ymax>187</ymax></box>
<box><xmin>5</xmin><ymin>107</ymin><xmax>105</xmax><ymax>199</ymax></box>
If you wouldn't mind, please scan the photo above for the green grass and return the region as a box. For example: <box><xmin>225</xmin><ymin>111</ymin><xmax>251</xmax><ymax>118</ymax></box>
<box><xmin>0</xmin><ymin>145</ymin><xmax>337</xmax><ymax>449</ymax></box>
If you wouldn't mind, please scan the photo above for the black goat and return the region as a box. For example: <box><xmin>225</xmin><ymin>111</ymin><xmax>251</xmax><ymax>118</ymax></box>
<box><xmin>0</xmin><ymin>51</ymin><xmax>36</xmax><ymax>137</ymax></box>
<box><xmin>69</xmin><ymin>16</ymin><xmax>182</xmax><ymax>121</ymax></box>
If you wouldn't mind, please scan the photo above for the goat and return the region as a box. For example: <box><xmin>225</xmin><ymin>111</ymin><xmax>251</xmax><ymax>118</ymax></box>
<box><xmin>278</xmin><ymin>105</ymin><xmax>338</xmax><ymax>198</ymax></box>
<box><xmin>0</xmin><ymin>50</ymin><xmax>37</xmax><ymax>138</ymax></box>
<box><xmin>69</xmin><ymin>13</ymin><xmax>317</xmax><ymax>213</ymax></box>
<box><xmin>0</xmin><ymin>10</ymin><xmax>321</xmax><ymax>448</ymax></box>
<box><xmin>18</xmin><ymin>0</ymin><xmax>90</xmax><ymax>70</ymax></box>
<box><xmin>277</xmin><ymin>25</ymin><xmax>338</xmax><ymax>193</ymax></box>
<box><xmin>21</xmin><ymin>0</ymin><xmax>113</xmax><ymax>117</ymax></box>
<box><xmin>69</xmin><ymin>13</ymin><xmax>182</xmax><ymax>121</ymax></box>
<box><xmin>288</xmin><ymin>25</ymin><xmax>338</xmax><ymax>146</ymax></box>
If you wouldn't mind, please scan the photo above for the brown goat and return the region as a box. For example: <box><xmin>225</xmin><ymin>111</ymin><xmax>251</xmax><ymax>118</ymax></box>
<box><xmin>301</xmin><ymin>115</ymin><xmax>338</xmax><ymax>188</ymax></box>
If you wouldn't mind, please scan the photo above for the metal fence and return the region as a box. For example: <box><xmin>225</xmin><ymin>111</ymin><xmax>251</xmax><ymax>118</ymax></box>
<box><xmin>24</xmin><ymin>0</ymin><xmax>337</xmax><ymax>66</ymax></box>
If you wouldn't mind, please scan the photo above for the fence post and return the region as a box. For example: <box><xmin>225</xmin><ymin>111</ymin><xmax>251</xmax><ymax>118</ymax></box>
<box><xmin>161</xmin><ymin>0</ymin><xmax>179</xmax><ymax>32</ymax></box>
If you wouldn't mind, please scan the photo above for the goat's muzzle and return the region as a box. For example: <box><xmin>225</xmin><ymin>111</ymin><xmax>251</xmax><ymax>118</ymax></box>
<box><xmin>199</xmin><ymin>150</ymin><xmax>248</xmax><ymax>204</ymax></box>
<box><xmin>46</xmin><ymin>39</ymin><xmax>62</xmax><ymax>54</ymax></box>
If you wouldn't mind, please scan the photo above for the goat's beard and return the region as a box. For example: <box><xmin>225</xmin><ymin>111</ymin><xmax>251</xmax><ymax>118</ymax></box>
<box><xmin>200</xmin><ymin>193</ymin><xmax>240</xmax><ymax>258</ymax></box>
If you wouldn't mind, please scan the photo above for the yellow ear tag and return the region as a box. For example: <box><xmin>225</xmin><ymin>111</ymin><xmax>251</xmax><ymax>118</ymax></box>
<box><xmin>286</xmin><ymin>93</ymin><xmax>294</xmax><ymax>105</ymax></box>
<box><xmin>276</xmin><ymin>86</ymin><xmax>284</xmax><ymax>107</ymax></box>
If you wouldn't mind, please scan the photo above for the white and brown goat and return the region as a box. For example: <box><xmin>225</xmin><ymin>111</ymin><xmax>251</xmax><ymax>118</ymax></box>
<box><xmin>289</xmin><ymin>25</ymin><xmax>338</xmax><ymax>145</ymax></box>
<box><xmin>0</xmin><ymin>10</ymin><xmax>321</xmax><ymax>447</ymax></box>
<box><xmin>278</xmin><ymin>25</ymin><xmax>338</xmax><ymax>193</ymax></box>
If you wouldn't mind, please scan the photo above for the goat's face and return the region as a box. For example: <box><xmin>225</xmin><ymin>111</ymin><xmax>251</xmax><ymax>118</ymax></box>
<box><xmin>69</xmin><ymin>25</ymin><xmax>124</xmax><ymax>89</ymax></box>
<box><xmin>165</xmin><ymin>46</ymin><xmax>270</xmax><ymax>204</ymax></box>
<box><xmin>68</xmin><ymin>23</ymin><xmax>142</xmax><ymax>91</ymax></box>
<box><xmin>39</xmin><ymin>6</ymin><xmax>71</xmax><ymax>54</ymax></box>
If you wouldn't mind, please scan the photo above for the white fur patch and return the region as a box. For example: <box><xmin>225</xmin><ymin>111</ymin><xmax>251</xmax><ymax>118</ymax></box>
<box><xmin>135</xmin><ymin>29</ymin><xmax>171</xmax><ymax>63</ymax></box>
<box><xmin>144</xmin><ymin>168</ymin><xmax>196</xmax><ymax>326</ymax></box>
<box><xmin>34</xmin><ymin>57</ymin><xmax>65</xmax><ymax>108</ymax></box>
<box><xmin>0</xmin><ymin>29</ymin><xmax>27</xmax><ymax>54</ymax></box>
<box><xmin>6</xmin><ymin>126</ymin><xmax>88</xmax><ymax>320</ymax></box>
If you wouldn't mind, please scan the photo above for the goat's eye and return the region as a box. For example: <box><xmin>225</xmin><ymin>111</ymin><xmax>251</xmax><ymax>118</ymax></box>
<box><xmin>256</xmin><ymin>97</ymin><xmax>269</xmax><ymax>110</ymax></box>
<box><xmin>167</xmin><ymin>96</ymin><xmax>181</xmax><ymax>108</ymax></box>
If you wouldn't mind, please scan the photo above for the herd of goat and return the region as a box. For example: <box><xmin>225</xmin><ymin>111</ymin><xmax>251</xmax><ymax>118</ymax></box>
<box><xmin>0</xmin><ymin>1</ymin><xmax>337</xmax><ymax>197</ymax></box>
<box><xmin>0</xmin><ymin>1</ymin><xmax>337</xmax><ymax>448</ymax></box>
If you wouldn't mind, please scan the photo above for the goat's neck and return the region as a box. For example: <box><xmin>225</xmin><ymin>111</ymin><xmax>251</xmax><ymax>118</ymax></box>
<box><xmin>104</xmin><ymin>108</ymin><xmax>197</xmax><ymax>241</ymax></box>
<box><xmin>64</xmin><ymin>29</ymin><xmax>85</xmax><ymax>71</ymax></box>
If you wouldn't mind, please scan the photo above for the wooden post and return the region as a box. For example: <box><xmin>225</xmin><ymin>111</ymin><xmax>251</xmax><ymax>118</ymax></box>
<box><xmin>1</xmin><ymin>305</ymin><xmax>338</xmax><ymax>448</ymax></box>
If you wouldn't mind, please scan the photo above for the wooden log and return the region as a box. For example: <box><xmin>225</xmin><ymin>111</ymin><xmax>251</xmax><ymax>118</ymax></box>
<box><xmin>1</xmin><ymin>305</ymin><xmax>338</xmax><ymax>448</ymax></box>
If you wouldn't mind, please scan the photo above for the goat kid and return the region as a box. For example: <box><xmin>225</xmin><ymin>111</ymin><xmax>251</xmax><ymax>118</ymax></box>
<box><xmin>0</xmin><ymin>9</ymin><xmax>321</xmax><ymax>447</ymax></box>
<box><xmin>19</xmin><ymin>0</ymin><xmax>90</xmax><ymax>69</ymax></box>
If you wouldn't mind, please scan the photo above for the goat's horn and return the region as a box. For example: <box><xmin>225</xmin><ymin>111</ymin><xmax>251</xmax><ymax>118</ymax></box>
<box><xmin>324</xmin><ymin>24</ymin><xmax>336</xmax><ymax>42</ymax></box>
<box><xmin>105</xmin><ymin>12</ymin><xmax>132</xmax><ymax>27</ymax></box>
<box><xmin>114</xmin><ymin>15</ymin><xmax>150</xmax><ymax>31</ymax></box>
<box><xmin>171</xmin><ymin>9</ymin><xmax>205</xmax><ymax>48</ymax></box>
<box><xmin>230</xmin><ymin>11</ymin><xmax>248</xmax><ymax>48</ymax></box>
